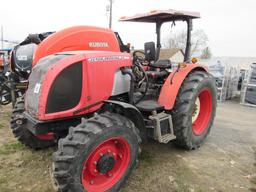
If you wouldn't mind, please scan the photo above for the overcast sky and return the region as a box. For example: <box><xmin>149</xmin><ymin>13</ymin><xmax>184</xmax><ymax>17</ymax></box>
<box><xmin>0</xmin><ymin>0</ymin><xmax>255</xmax><ymax>57</ymax></box>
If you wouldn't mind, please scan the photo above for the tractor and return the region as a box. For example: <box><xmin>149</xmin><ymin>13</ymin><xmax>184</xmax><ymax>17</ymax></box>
<box><xmin>10</xmin><ymin>9</ymin><xmax>217</xmax><ymax>192</ymax></box>
<box><xmin>0</xmin><ymin>32</ymin><xmax>55</xmax><ymax>106</ymax></box>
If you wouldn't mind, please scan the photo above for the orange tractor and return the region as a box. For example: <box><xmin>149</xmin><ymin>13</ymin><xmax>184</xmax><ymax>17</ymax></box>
<box><xmin>10</xmin><ymin>9</ymin><xmax>216</xmax><ymax>191</ymax></box>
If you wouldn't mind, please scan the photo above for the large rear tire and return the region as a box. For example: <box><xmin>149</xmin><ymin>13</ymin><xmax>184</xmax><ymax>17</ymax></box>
<box><xmin>10</xmin><ymin>97</ymin><xmax>55</xmax><ymax>149</ymax></box>
<box><xmin>172</xmin><ymin>71</ymin><xmax>217</xmax><ymax>150</ymax></box>
<box><xmin>52</xmin><ymin>112</ymin><xmax>141</xmax><ymax>192</ymax></box>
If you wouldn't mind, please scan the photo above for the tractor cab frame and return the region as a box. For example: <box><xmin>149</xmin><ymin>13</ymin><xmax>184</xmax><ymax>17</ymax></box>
<box><xmin>120</xmin><ymin>9</ymin><xmax>200</xmax><ymax>62</ymax></box>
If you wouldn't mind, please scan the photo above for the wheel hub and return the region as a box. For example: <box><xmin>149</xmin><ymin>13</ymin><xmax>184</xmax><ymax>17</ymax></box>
<box><xmin>192</xmin><ymin>89</ymin><xmax>213</xmax><ymax>135</ymax></box>
<box><xmin>96</xmin><ymin>154</ymin><xmax>116</xmax><ymax>174</ymax></box>
<box><xmin>81</xmin><ymin>137</ymin><xmax>131</xmax><ymax>191</ymax></box>
<box><xmin>192</xmin><ymin>97</ymin><xmax>200</xmax><ymax>123</ymax></box>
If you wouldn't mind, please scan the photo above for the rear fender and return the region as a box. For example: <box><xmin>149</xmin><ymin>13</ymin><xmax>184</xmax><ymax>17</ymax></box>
<box><xmin>158</xmin><ymin>64</ymin><xmax>208</xmax><ymax>110</ymax></box>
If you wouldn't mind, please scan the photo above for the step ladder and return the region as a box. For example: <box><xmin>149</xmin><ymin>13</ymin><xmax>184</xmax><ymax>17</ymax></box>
<box><xmin>149</xmin><ymin>112</ymin><xmax>176</xmax><ymax>143</ymax></box>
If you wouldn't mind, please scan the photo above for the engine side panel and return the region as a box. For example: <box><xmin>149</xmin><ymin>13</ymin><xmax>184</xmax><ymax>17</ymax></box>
<box><xmin>33</xmin><ymin>26</ymin><xmax>121</xmax><ymax>65</ymax></box>
<box><xmin>158</xmin><ymin>64</ymin><xmax>208</xmax><ymax>110</ymax></box>
<box><xmin>111</xmin><ymin>70</ymin><xmax>131</xmax><ymax>96</ymax></box>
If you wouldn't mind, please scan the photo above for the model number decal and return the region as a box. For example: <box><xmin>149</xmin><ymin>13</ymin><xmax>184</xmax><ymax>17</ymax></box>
<box><xmin>89</xmin><ymin>42</ymin><xmax>109</xmax><ymax>48</ymax></box>
<box><xmin>17</xmin><ymin>55</ymin><xmax>28</xmax><ymax>61</ymax></box>
<box><xmin>34</xmin><ymin>83</ymin><xmax>41</xmax><ymax>94</ymax></box>
<box><xmin>88</xmin><ymin>56</ymin><xmax>130</xmax><ymax>62</ymax></box>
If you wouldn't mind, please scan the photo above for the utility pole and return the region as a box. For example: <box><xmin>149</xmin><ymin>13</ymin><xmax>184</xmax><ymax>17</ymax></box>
<box><xmin>1</xmin><ymin>26</ymin><xmax>3</xmax><ymax>49</ymax></box>
<box><xmin>109</xmin><ymin>0</ymin><xmax>113</xmax><ymax>29</ymax></box>
<box><xmin>107</xmin><ymin>0</ymin><xmax>114</xmax><ymax>29</ymax></box>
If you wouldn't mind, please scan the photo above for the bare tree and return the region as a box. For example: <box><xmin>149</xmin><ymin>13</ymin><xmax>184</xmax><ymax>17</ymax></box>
<box><xmin>200</xmin><ymin>47</ymin><xmax>212</xmax><ymax>59</ymax></box>
<box><xmin>167</xmin><ymin>29</ymin><xmax>209</xmax><ymax>57</ymax></box>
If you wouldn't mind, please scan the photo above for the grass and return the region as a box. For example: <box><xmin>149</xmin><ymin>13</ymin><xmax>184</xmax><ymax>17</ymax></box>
<box><xmin>0</xmin><ymin>176</ymin><xmax>8</xmax><ymax>185</ymax></box>
<box><xmin>174</xmin><ymin>165</ymin><xmax>205</xmax><ymax>192</ymax></box>
<box><xmin>0</xmin><ymin>123</ymin><xmax>4</xmax><ymax>129</ymax></box>
<box><xmin>251</xmin><ymin>176</ymin><xmax>256</xmax><ymax>185</ymax></box>
<box><xmin>0</xmin><ymin>142</ymin><xmax>24</xmax><ymax>155</ymax></box>
<box><xmin>139</xmin><ymin>149</ymin><xmax>153</xmax><ymax>165</ymax></box>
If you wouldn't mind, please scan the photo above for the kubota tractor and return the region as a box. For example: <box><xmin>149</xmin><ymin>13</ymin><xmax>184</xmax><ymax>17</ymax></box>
<box><xmin>10</xmin><ymin>9</ymin><xmax>217</xmax><ymax>192</ymax></box>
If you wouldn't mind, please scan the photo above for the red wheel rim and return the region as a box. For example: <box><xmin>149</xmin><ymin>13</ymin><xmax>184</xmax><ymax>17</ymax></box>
<box><xmin>192</xmin><ymin>89</ymin><xmax>213</xmax><ymax>135</ymax></box>
<box><xmin>35</xmin><ymin>133</ymin><xmax>54</xmax><ymax>140</ymax></box>
<box><xmin>81</xmin><ymin>137</ymin><xmax>131</xmax><ymax>191</ymax></box>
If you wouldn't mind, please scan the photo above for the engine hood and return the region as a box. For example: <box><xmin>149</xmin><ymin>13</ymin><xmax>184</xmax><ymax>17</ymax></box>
<box><xmin>25</xmin><ymin>51</ymin><xmax>132</xmax><ymax>121</ymax></box>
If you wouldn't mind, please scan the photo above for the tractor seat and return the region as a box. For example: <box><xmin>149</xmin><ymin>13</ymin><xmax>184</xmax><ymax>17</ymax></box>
<box><xmin>149</xmin><ymin>59</ymin><xmax>172</xmax><ymax>69</ymax></box>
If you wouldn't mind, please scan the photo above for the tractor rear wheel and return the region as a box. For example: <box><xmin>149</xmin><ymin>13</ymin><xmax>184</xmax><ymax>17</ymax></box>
<box><xmin>172</xmin><ymin>71</ymin><xmax>217</xmax><ymax>150</ymax></box>
<box><xmin>52</xmin><ymin>112</ymin><xmax>141</xmax><ymax>192</ymax></box>
<box><xmin>10</xmin><ymin>97</ymin><xmax>55</xmax><ymax>149</ymax></box>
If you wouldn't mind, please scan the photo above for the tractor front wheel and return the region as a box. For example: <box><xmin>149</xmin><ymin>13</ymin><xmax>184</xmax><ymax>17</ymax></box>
<box><xmin>52</xmin><ymin>112</ymin><xmax>141</xmax><ymax>192</ymax></box>
<box><xmin>10</xmin><ymin>97</ymin><xmax>55</xmax><ymax>149</ymax></box>
<box><xmin>172</xmin><ymin>71</ymin><xmax>217</xmax><ymax>150</ymax></box>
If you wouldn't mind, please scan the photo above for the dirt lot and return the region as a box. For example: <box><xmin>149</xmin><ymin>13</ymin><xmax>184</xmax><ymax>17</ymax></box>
<box><xmin>0</xmin><ymin>101</ymin><xmax>256</xmax><ymax>192</ymax></box>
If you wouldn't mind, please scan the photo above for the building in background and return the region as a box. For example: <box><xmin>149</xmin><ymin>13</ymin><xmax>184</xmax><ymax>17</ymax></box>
<box><xmin>159</xmin><ymin>48</ymin><xmax>184</xmax><ymax>63</ymax></box>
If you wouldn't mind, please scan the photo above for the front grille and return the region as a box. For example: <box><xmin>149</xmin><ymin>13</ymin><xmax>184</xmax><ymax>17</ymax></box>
<box><xmin>26</xmin><ymin>54</ymin><xmax>72</xmax><ymax>117</ymax></box>
<box><xmin>46</xmin><ymin>62</ymin><xmax>82</xmax><ymax>113</ymax></box>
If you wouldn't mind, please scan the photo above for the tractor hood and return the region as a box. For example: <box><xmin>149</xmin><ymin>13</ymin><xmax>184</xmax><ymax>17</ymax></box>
<box><xmin>32</xmin><ymin>26</ymin><xmax>121</xmax><ymax>65</ymax></box>
<box><xmin>25</xmin><ymin>51</ymin><xmax>132</xmax><ymax>121</ymax></box>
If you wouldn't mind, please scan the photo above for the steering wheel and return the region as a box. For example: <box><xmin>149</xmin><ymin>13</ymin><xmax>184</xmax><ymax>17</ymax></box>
<box><xmin>132</xmin><ymin>51</ymin><xmax>149</xmax><ymax>66</ymax></box>
<box><xmin>132</xmin><ymin>51</ymin><xmax>149</xmax><ymax>104</ymax></box>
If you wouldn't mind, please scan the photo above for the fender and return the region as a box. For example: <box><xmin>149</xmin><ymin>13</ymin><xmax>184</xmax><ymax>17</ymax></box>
<box><xmin>158</xmin><ymin>64</ymin><xmax>208</xmax><ymax>110</ymax></box>
<box><xmin>103</xmin><ymin>100</ymin><xmax>146</xmax><ymax>131</ymax></box>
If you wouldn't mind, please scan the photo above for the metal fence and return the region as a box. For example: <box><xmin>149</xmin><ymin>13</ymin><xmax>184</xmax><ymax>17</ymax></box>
<box><xmin>209</xmin><ymin>60</ymin><xmax>240</xmax><ymax>102</ymax></box>
<box><xmin>240</xmin><ymin>63</ymin><xmax>256</xmax><ymax>107</ymax></box>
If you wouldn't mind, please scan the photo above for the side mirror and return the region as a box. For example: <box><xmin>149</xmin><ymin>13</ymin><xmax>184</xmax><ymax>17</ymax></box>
<box><xmin>144</xmin><ymin>42</ymin><xmax>156</xmax><ymax>61</ymax></box>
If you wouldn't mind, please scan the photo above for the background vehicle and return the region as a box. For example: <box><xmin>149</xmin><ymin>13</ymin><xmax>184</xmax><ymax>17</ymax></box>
<box><xmin>10</xmin><ymin>9</ymin><xmax>217</xmax><ymax>192</ymax></box>
<box><xmin>0</xmin><ymin>48</ymin><xmax>12</xmax><ymax>105</ymax></box>
<box><xmin>0</xmin><ymin>33</ymin><xmax>53</xmax><ymax>106</ymax></box>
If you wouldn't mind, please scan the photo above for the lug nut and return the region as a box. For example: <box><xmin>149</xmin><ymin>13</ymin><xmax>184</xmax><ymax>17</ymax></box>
<box><xmin>94</xmin><ymin>169</ymin><xmax>97</xmax><ymax>173</ymax></box>
<box><xmin>108</xmin><ymin>173</ymin><xmax>112</xmax><ymax>177</ymax></box>
<box><xmin>94</xmin><ymin>161</ymin><xmax>97</xmax><ymax>165</ymax></box>
<box><xmin>90</xmin><ymin>180</ymin><xmax>94</xmax><ymax>185</ymax></box>
<box><xmin>107</xmin><ymin>149</ymin><xmax>111</xmax><ymax>153</ymax></box>
<box><xmin>114</xmin><ymin>141</ymin><xmax>118</xmax><ymax>144</ymax></box>
<box><xmin>16</xmin><ymin>120</ymin><xmax>22</xmax><ymax>125</ymax></box>
<box><xmin>118</xmin><ymin>154</ymin><xmax>123</xmax><ymax>159</ymax></box>
<box><xmin>100</xmin><ymin>153</ymin><xmax>103</xmax><ymax>157</ymax></box>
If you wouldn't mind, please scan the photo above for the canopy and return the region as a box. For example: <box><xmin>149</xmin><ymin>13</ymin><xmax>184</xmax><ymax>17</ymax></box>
<box><xmin>119</xmin><ymin>9</ymin><xmax>200</xmax><ymax>23</ymax></box>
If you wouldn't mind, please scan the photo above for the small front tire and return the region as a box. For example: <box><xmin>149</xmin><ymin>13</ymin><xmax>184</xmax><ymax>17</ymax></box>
<box><xmin>10</xmin><ymin>97</ymin><xmax>55</xmax><ymax>149</ymax></box>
